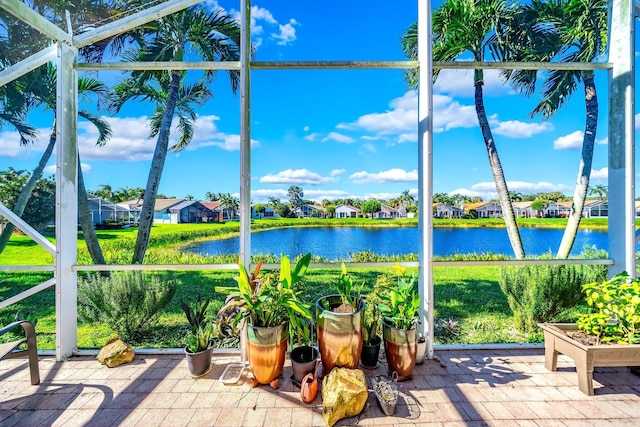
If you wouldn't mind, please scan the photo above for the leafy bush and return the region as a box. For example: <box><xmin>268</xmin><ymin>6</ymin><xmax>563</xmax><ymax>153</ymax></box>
<box><xmin>78</xmin><ymin>271</ymin><xmax>177</xmax><ymax>343</ymax></box>
<box><xmin>577</xmin><ymin>272</ymin><xmax>640</xmax><ymax>344</ymax></box>
<box><xmin>499</xmin><ymin>254</ymin><xmax>607</xmax><ymax>332</ymax></box>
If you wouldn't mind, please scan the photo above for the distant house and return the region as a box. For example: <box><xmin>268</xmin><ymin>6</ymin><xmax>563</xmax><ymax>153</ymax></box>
<box><xmin>557</xmin><ymin>200</ymin><xmax>608</xmax><ymax>218</ymax></box>
<box><xmin>335</xmin><ymin>204</ymin><xmax>360</xmax><ymax>219</ymax></box>
<box><xmin>512</xmin><ymin>201</ymin><xmax>536</xmax><ymax>218</ymax></box>
<box><xmin>433</xmin><ymin>203</ymin><xmax>463</xmax><ymax>219</ymax></box>
<box><xmin>252</xmin><ymin>204</ymin><xmax>278</xmax><ymax>219</ymax></box>
<box><xmin>118</xmin><ymin>198</ymin><xmax>214</xmax><ymax>224</ymax></box>
<box><xmin>293</xmin><ymin>204</ymin><xmax>326</xmax><ymax>218</ymax></box>
<box><xmin>86</xmin><ymin>196</ymin><xmax>134</xmax><ymax>225</ymax></box>
<box><xmin>374</xmin><ymin>204</ymin><xmax>402</xmax><ymax>219</ymax></box>
<box><xmin>201</xmin><ymin>201</ymin><xmax>225</xmax><ymax>222</ymax></box>
<box><xmin>464</xmin><ymin>201</ymin><xmax>502</xmax><ymax>218</ymax></box>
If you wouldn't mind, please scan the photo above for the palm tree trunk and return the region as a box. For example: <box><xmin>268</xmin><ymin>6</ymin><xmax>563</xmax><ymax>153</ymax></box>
<box><xmin>77</xmin><ymin>155</ymin><xmax>108</xmax><ymax>268</ymax></box>
<box><xmin>0</xmin><ymin>123</ymin><xmax>56</xmax><ymax>254</ymax></box>
<box><xmin>556</xmin><ymin>73</ymin><xmax>598</xmax><ymax>259</ymax></box>
<box><xmin>474</xmin><ymin>78</ymin><xmax>525</xmax><ymax>259</ymax></box>
<box><xmin>132</xmin><ymin>71</ymin><xmax>182</xmax><ymax>264</ymax></box>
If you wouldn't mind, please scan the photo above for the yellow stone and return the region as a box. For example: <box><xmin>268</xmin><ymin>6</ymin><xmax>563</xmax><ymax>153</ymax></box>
<box><xmin>322</xmin><ymin>368</ymin><xmax>368</xmax><ymax>426</ymax></box>
<box><xmin>97</xmin><ymin>338</ymin><xmax>135</xmax><ymax>368</ymax></box>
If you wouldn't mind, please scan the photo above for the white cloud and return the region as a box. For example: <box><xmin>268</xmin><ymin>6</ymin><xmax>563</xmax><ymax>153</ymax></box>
<box><xmin>304</xmin><ymin>133</ymin><xmax>321</xmax><ymax>141</ymax></box>
<box><xmin>434</xmin><ymin>69</ymin><xmax>512</xmax><ymax>98</ymax></box>
<box><xmin>322</xmin><ymin>132</ymin><xmax>355</xmax><ymax>144</ymax></box>
<box><xmin>77</xmin><ymin>115</ymin><xmax>256</xmax><ymax>161</ymax></box>
<box><xmin>303</xmin><ymin>126</ymin><xmax>310</xmax><ymax>132</ymax></box>
<box><xmin>636</xmin><ymin>113</ymin><xmax>640</xmax><ymax>130</ymax></box>
<box><xmin>260</xmin><ymin>168</ymin><xmax>336</xmax><ymax>185</ymax></box>
<box><xmin>251</xmin><ymin>188</ymin><xmax>288</xmax><ymax>202</ymax></box>
<box><xmin>397</xmin><ymin>133</ymin><xmax>417</xmax><ymax>144</ymax></box>
<box><xmin>363</xmin><ymin>143</ymin><xmax>377</xmax><ymax>153</ymax></box>
<box><xmin>272</xmin><ymin>19</ymin><xmax>298</xmax><ymax>45</ymax></box>
<box><xmin>590</xmin><ymin>167</ymin><xmax>608</xmax><ymax>180</ymax></box>
<box><xmin>491</xmin><ymin>121</ymin><xmax>554</xmax><ymax>138</ymax></box>
<box><xmin>44</xmin><ymin>162</ymin><xmax>92</xmax><ymax>175</ymax></box>
<box><xmin>350</xmin><ymin>168</ymin><xmax>418</xmax><ymax>184</ymax></box>
<box><xmin>0</xmin><ymin>128</ymin><xmax>49</xmax><ymax>159</ymax></box>
<box><xmin>554</xmin><ymin>131</ymin><xmax>583</xmax><ymax>150</ymax></box>
<box><xmin>330</xmin><ymin>169</ymin><xmax>345</xmax><ymax>176</ymax></box>
<box><xmin>364</xmin><ymin>189</ymin><xmax>418</xmax><ymax>200</ymax></box>
<box><xmin>250</xmin><ymin>188</ymin><xmax>353</xmax><ymax>203</ymax></box>
<box><xmin>596</xmin><ymin>137</ymin><xmax>608</xmax><ymax>145</ymax></box>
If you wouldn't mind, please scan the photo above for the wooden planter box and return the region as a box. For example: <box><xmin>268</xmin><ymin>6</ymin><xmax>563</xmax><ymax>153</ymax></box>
<box><xmin>538</xmin><ymin>323</ymin><xmax>640</xmax><ymax>395</ymax></box>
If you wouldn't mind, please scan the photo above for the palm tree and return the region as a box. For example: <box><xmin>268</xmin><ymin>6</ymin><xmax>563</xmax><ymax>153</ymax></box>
<box><xmin>219</xmin><ymin>193</ymin><xmax>239</xmax><ymax>220</ymax></box>
<box><xmin>402</xmin><ymin>0</ymin><xmax>525</xmax><ymax>259</ymax></box>
<box><xmin>110</xmin><ymin>6</ymin><xmax>242</xmax><ymax>264</ymax></box>
<box><xmin>0</xmin><ymin>64</ymin><xmax>111</xmax><ymax>260</ymax></box>
<box><xmin>589</xmin><ymin>184</ymin><xmax>608</xmax><ymax>201</ymax></box>
<box><xmin>504</xmin><ymin>0</ymin><xmax>607</xmax><ymax>258</ymax></box>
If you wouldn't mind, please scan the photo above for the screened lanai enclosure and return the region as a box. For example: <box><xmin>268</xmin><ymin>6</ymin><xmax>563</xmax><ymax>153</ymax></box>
<box><xmin>0</xmin><ymin>0</ymin><xmax>637</xmax><ymax>362</ymax></box>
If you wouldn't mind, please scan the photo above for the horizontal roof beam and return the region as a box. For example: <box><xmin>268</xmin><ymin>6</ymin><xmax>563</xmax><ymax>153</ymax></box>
<box><xmin>76</xmin><ymin>60</ymin><xmax>612</xmax><ymax>72</ymax></box>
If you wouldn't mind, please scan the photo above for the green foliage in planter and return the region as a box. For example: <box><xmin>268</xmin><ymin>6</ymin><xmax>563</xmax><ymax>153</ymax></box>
<box><xmin>78</xmin><ymin>271</ymin><xmax>177</xmax><ymax>343</ymax></box>
<box><xmin>498</xmin><ymin>253</ymin><xmax>607</xmax><ymax>332</ymax></box>
<box><xmin>216</xmin><ymin>253</ymin><xmax>313</xmax><ymax>343</ymax></box>
<box><xmin>379</xmin><ymin>264</ymin><xmax>420</xmax><ymax>330</ymax></box>
<box><xmin>181</xmin><ymin>291</ymin><xmax>213</xmax><ymax>353</ymax></box>
<box><xmin>335</xmin><ymin>261</ymin><xmax>364</xmax><ymax>311</ymax></box>
<box><xmin>577</xmin><ymin>272</ymin><xmax>640</xmax><ymax>344</ymax></box>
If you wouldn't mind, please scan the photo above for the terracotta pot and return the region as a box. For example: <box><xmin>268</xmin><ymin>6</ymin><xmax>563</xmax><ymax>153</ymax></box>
<box><xmin>246</xmin><ymin>322</ymin><xmax>288</xmax><ymax>389</ymax></box>
<box><xmin>290</xmin><ymin>345</ymin><xmax>319</xmax><ymax>383</ymax></box>
<box><xmin>184</xmin><ymin>346</ymin><xmax>213</xmax><ymax>377</ymax></box>
<box><xmin>316</xmin><ymin>295</ymin><xmax>366</xmax><ymax>373</ymax></box>
<box><xmin>360</xmin><ymin>335</ymin><xmax>382</xmax><ymax>369</ymax></box>
<box><xmin>382</xmin><ymin>318</ymin><xmax>417</xmax><ymax>381</ymax></box>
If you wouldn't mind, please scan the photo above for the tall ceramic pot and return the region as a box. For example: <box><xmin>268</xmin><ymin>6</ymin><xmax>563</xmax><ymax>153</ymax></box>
<box><xmin>246</xmin><ymin>322</ymin><xmax>288</xmax><ymax>389</ymax></box>
<box><xmin>316</xmin><ymin>294</ymin><xmax>365</xmax><ymax>373</ymax></box>
<box><xmin>382</xmin><ymin>318</ymin><xmax>417</xmax><ymax>381</ymax></box>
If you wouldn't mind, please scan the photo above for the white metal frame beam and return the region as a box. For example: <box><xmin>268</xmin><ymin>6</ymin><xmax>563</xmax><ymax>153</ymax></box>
<box><xmin>0</xmin><ymin>45</ymin><xmax>58</xmax><ymax>87</ymax></box>
<box><xmin>608</xmin><ymin>0</ymin><xmax>636</xmax><ymax>277</ymax></box>
<box><xmin>0</xmin><ymin>0</ymin><xmax>71</xmax><ymax>43</ymax></box>
<box><xmin>73</xmin><ymin>0</ymin><xmax>201</xmax><ymax>48</ymax></box>
<box><xmin>417</xmin><ymin>0</ymin><xmax>434</xmax><ymax>359</ymax></box>
<box><xmin>55</xmin><ymin>41</ymin><xmax>79</xmax><ymax>360</ymax></box>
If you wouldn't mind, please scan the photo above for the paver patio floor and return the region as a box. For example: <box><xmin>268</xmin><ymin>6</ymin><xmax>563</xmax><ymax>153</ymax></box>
<box><xmin>1</xmin><ymin>348</ymin><xmax>640</xmax><ymax>426</ymax></box>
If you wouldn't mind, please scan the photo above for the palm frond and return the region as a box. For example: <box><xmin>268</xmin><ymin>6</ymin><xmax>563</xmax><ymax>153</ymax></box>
<box><xmin>78</xmin><ymin>110</ymin><xmax>112</xmax><ymax>146</ymax></box>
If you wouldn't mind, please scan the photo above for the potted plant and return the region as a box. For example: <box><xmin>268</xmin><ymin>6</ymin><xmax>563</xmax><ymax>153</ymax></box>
<box><xmin>316</xmin><ymin>262</ymin><xmax>366</xmax><ymax>373</ymax></box>
<box><xmin>379</xmin><ymin>264</ymin><xmax>420</xmax><ymax>381</ymax></box>
<box><xmin>180</xmin><ymin>292</ymin><xmax>214</xmax><ymax>377</ymax></box>
<box><xmin>360</xmin><ymin>296</ymin><xmax>382</xmax><ymax>369</ymax></box>
<box><xmin>289</xmin><ymin>318</ymin><xmax>319</xmax><ymax>384</ymax></box>
<box><xmin>216</xmin><ymin>253</ymin><xmax>313</xmax><ymax>389</ymax></box>
<box><xmin>538</xmin><ymin>271</ymin><xmax>640</xmax><ymax>395</ymax></box>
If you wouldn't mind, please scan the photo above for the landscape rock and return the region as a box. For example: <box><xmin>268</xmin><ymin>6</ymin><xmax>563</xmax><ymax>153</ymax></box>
<box><xmin>97</xmin><ymin>338</ymin><xmax>135</xmax><ymax>367</ymax></box>
<box><xmin>322</xmin><ymin>368</ymin><xmax>367</xmax><ymax>426</ymax></box>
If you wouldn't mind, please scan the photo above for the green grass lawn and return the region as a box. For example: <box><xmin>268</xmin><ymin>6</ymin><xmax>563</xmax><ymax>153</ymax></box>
<box><xmin>1</xmin><ymin>217</ymin><xmax>606</xmax><ymax>349</ymax></box>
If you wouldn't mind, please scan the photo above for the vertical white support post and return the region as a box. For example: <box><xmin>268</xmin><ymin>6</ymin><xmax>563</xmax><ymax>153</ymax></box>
<box><xmin>417</xmin><ymin>0</ymin><xmax>434</xmax><ymax>358</ymax></box>
<box><xmin>239</xmin><ymin>0</ymin><xmax>251</xmax><ymax>269</ymax></box>
<box><xmin>55</xmin><ymin>41</ymin><xmax>78</xmax><ymax>360</ymax></box>
<box><xmin>239</xmin><ymin>0</ymin><xmax>251</xmax><ymax>362</ymax></box>
<box><xmin>608</xmin><ymin>0</ymin><xmax>635</xmax><ymax>277</ymax></box>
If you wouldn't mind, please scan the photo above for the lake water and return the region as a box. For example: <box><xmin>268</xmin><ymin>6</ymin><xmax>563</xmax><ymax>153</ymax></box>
<box><xmin>187</xmin><ymin>226</ymin><xmax>616</xmax><ymax>260</ymax></box>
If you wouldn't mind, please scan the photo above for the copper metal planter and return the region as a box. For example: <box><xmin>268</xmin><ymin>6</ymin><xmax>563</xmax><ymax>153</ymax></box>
<box><xmin>382</xmin><ymin>318</ymin><xmax>417</xmax><ymax>381</ymax></box>
<box><xmin>316</xmin><ymin>294</ymin><xmax>365</xmax><ymax>373</ymax></box>
<box><xmin>246</xmin><ymin>322</ymin><xmax>288</xmax><ymax>389</ymax></box>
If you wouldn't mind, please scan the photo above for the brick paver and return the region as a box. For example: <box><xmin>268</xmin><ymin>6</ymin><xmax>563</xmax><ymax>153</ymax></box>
<box><xmin>1</xmin><ymin>350</ymin><xmax>640</xmax><ymax>426</ymax></box>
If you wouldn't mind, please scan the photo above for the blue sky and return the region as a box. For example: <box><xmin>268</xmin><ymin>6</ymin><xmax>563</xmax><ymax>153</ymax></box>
<box><xmin>1</xmin><ymin>1</ymin><xmax>639</xmax><ymax>203</ymax></box>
